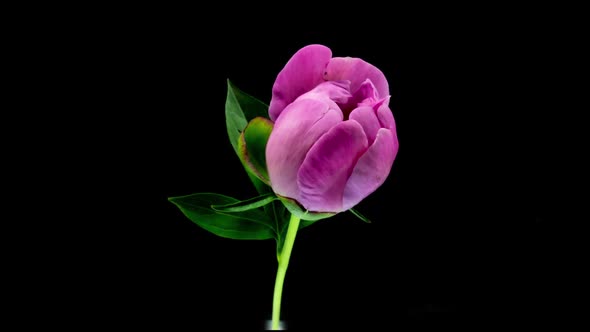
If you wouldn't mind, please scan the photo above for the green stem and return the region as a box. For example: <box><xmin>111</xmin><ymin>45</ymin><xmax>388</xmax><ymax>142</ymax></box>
<box><xmin>272</xmin><ymin>213</ymin><xmax>300</xmax><ymax>330</ymax></box>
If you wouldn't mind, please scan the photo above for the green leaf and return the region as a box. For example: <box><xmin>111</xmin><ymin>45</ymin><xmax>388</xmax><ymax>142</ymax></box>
<box><xmin>225</xmin><ymin>80</ymin><xmax>270</xmax><ymax>156</ymax></box>
<box><xmin>349</xmin><ymin>208</ymin><xmax>372</xmax><ymax>223</ymax></box>
<box><xmin>238</xmin><ymin>117</ymin><xmax>273</xmax><ymax>185</ymax></box>
<box><xmin>277</xmin><ymin>195</ymin><xmax>336</xmax><ymax>223</ymax></box>
<box><xmin>211</xmin><ymin>192</ymin><xmax>277</xmax><ymax>213</ymax></box>
<box><xmin>221</xmin><ymin>80</ymin><xmax>291</xmax><ymax>253</ymax></box>
<box><xmin>246</xmin><ymin>169</ymin><xmax>271</xmax><ymax>195</ymax></box>
<box><xmin>225</xmin><ymin>80</ymin><xmax>273</xmax><ymax>195</ymax></box>
<box><xmin>168</xmin><ymin>193</ymin><xmax>275</xmax><ymax>240</ymax></box>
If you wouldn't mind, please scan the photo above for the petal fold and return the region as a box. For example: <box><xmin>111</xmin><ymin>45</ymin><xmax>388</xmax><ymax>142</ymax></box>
<box><xmin>342</xmin><ymin>128</ymin><xmax>398</xmax><ymax>210</ymax></box>
<box><xmin>297</xmin><ymin>120</ymin><xmax>368</xmax><ymax>212</ymax></box>
<box><xmin>349</xmin><ymin>106</ymin><xmax>381</xmax><ymax>145</ymax></box>
<box><xmin>266</xmin><ymin>98</ymin><xmax>343</xmax><ymax>200</ymax></box>
<box><xmin>324</xmin><ymin>57</ymin><xmax>389</xmax><ymax>99</ymax></box>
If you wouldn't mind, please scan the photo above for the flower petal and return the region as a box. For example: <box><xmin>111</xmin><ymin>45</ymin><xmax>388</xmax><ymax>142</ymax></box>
<box><xmin>266</xmin><ymin>98</ymin><xmax>343</xmax><ymax>201</ymax></box>
<box><xmin>353</xmin><ymin>79</ymin><xmax>379</xmax><ymax>105</ymax></box>
<box><xmin>297</xmin><ymin>120</ymin><xmax>368</xmax><ymax>213</ymax></box>
<box><xmin>324</xmin><ymin>57</ymin><xmax>389</xmax><ymax>99</ymax></box>
<box><xmin>342</xmin><ymin>128</ymin><xmax>399</xmax><ymax>210</ymax></box>
<box><xmin>300</xmin><ymin>80</ymin><xmax>352</xmax><ymax>105</ymax></box>
<box><xmin>338</xmin><ymin>79</ymin><xmax>379</xmax><ymax>113</ymax></box>
<box><xmin>349</xmin><ymin>106</ymin><xmax>381</xmax><ymax>145</ymax></box>
<box><xmin>375</xmin><ymin>96</ymin><xmax>396</xmax><ymax>132</ymax></box>
<box><xmin>269</xmin><ymin>44</ymin><xmax>332</xmax><ymax>121</ymax></box>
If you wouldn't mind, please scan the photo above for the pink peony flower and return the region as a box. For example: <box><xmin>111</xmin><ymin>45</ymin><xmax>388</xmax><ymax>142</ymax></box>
<box><xmin>266</xmin><ymin>44</ymin><xmax>399</xmax><ymax>213</ymax></box>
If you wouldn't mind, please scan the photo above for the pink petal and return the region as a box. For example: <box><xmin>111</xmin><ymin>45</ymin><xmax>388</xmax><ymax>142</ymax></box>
<box><xmin>300</xmin><ymin>80</ymin><xmax>352</xmax><ymax>105</ymax></box>
<box><xmin>353</xmin><ymin>79</ymin><xmax>379</xmax><ymax>105</ymax></box>
<box><xmin>324</xmin><ymin>57</ymin><xmax>389</xmax><ymax>99</ymax></box>
<box><xmin>349</xmin><ymin>106</ymin><xmax>381</xmax><ymax>145</ymax></box>
<box><xmin>268</xmin><ymin>45</ymin><xmax>332</xmax><ymax>121</ymax></box>
<box><xmin>375</xmin><ymin>96</ymin><xmax>396</xmax><ymax>132</ymax></box>
<box><xmin>297</xmin><ymin>120</ymin><xmax>369</xmax><ymax>213</ymax></box>
<box><xmin>266</xmin><ymin>98</ymin><xmax>343</xmax><ymax>201</ymax></box>
<box><xmin>338</xmin><ymin>79</ymin><xmax>379</xmax><ymax>113</ymax></box>
<box><xmin>342</xmin><ymin>128</ymin><xmax>399</xmax><ymax>210</ymax></box>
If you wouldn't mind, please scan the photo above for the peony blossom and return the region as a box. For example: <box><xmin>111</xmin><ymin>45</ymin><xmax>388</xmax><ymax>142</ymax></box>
<box><xmin>266</xmin><ymin>44</ymin><xmax>399</xmax><ymax>213</ymax></box>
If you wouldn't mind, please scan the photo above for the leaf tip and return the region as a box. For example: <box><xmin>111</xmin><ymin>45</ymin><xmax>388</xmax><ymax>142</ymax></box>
<box><xmin>350</xmin><ymin>208</ymin><xmax>372</xmax><ymax>224</ymax></box>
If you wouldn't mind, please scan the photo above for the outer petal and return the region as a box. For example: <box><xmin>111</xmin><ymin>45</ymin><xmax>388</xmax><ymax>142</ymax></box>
<box><xmin>268</xmin><ymin>45</ymin><xmax>332</xmax><ymax>121</ymax></box>
<box><xmin>297</xmin><ymin>120</ymin><xmax>369</xmax><ymax>213</ymax></box>
<box><xmin>375</xmin><ymin>96</ymin><xmax>396</xmax><ymax>132</ymax></box>
<box><xmin>349</xmin><ymin>106</ymin><xmax>381</xmax><ymax>145</ymax></box>
<box><xmin>266</xmin><ymin>98</ymin><xmax>343</xmax><ymax>200</ymax></box>
<box><xmin>342</xmin><ymin>128</ymin><xmax>399</xmax><ymax>210</ymax></box>
<box><xmin>324</xmin><ymin>57</ymin><xmax>389</xmax><ymax>99</ymax></box>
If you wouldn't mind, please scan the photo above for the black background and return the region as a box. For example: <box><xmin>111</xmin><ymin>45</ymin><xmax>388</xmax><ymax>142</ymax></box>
<box><xmin>32</xmin><ymin>8</ymin><xmax>551</xmax><ymax>330</ymax></box>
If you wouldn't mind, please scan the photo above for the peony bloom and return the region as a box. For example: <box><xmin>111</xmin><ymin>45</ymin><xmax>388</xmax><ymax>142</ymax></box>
<box><xmin>266</xmin><ymin>44</ymin><xmax>399</xmax><ymax>214</ymax></box>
